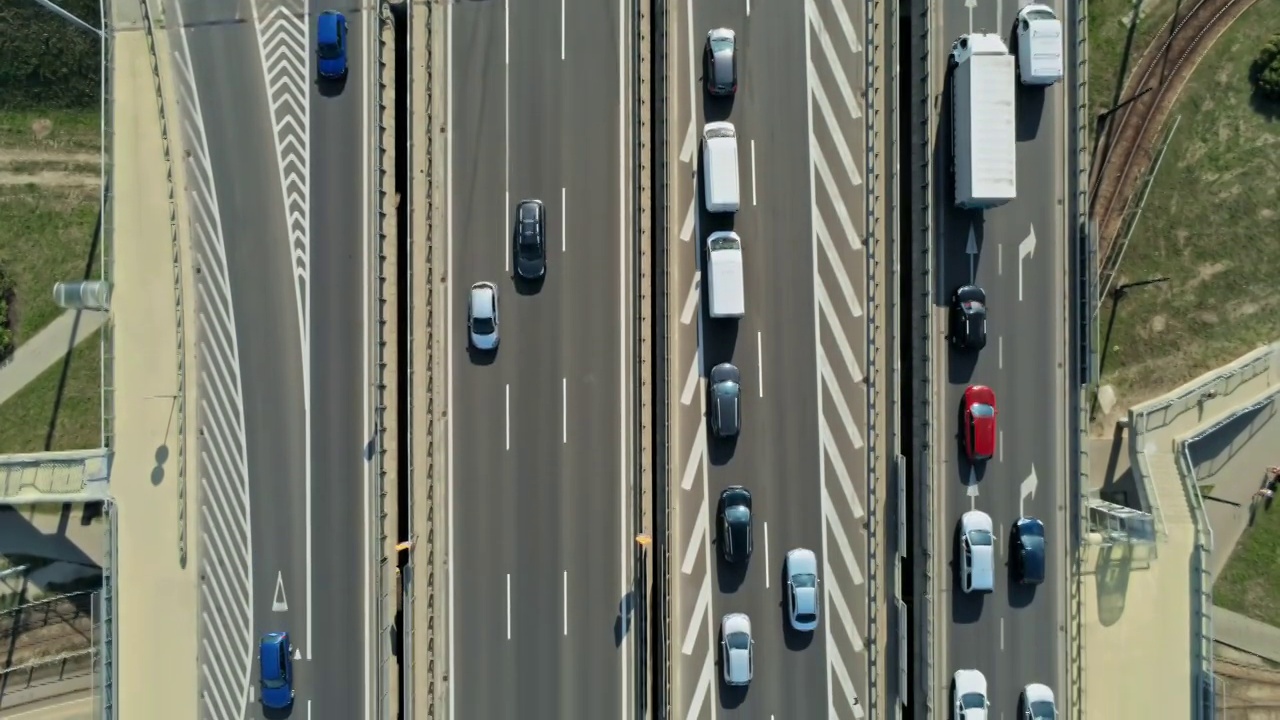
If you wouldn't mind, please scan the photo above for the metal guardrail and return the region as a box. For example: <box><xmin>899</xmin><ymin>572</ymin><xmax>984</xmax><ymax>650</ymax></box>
<box><xmin>403</xmin><ymin>0</ymin><xmax>418</xmax><ymax>715</ymax></box>
<box><xmin>373</xmin><ymin>4</ymin><xmax>393</xmax><ymax>716</ymax></box>
<box><xmin>863</xmin><ymin>0</ymin><xmax>881</xmax><ymax>714</ymax></box>
<box><xmin>137</xmin><ymin>0</ymin><xmax>189</xmax><ymax>569</ymax></box>
<box><xmin>100</xmin><ymin>503</ymin><xmax>117</xmax><ymax>719</ymax></box>
<box><xmin>886</xmin><ymin>0</ymin><xmax>903</xmax><ymax>711</ymax></box>
<box><xmin>631</xmin><ymin>0</ymin><xmax>649</xmax><ymax>713</ymax></box>
<box><xmin>1177</xmin><ymin>425</ymin><xmax>1220</xmax><ymax>719</ymax></box>
<box><xmin>654</xmin><ymin>0</ymin><xmax>672</xmax><ymax>715</ymax></box>
<box><xmin>911</xmin><ymin>0</ymin><xmax>936</xmax><ymax>713</ymax></box>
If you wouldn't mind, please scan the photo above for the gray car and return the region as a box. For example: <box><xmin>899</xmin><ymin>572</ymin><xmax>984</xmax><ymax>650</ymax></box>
<box><xmin>719</xmin><ymin>613</ymin><xmax>753</xmax><ymax>686</ymax></box>
<box><xmin>704</xmin><ymin>28</ymin><xmax>738</xmax><ymax>96</ymax></box>
<box><xmin>785</xmin><ymin>548</ymin><xmax>820</xmax><ymax>631</ymax></box>
<box><xmin>467</xmin><ymin>281</ymin><xmax>499</xmax><ymax>350</ymax></box>
<box><xmin>708</xmin><ymin>362</ymin><xmax>741</xmax><ymax>438</ymax></box>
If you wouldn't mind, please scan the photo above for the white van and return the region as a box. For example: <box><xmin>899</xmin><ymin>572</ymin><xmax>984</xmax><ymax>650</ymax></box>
<box><xmin>1015</xmin><ymin>4</ymin><xmax>1064</xmax><ymax>86</ymax></box>
<box><xmin>705</xmin><ymin>231</ymin><xmax>745</xmax><ymax>319</ymax></box>
<box><xmin>701</xmin><ymin>122</ymin><xmax>740</xmax><ymax>213</ymax></box>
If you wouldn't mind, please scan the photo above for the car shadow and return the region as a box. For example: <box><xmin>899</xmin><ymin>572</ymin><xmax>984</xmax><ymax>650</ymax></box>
<box><xmin>316</xmin><ymin>75</ymin><xmax>347</xmax><ymax>98</ymax></box>
<box><xmin>467</xmin><ymin>344</ymin><xmax>496</xmax><ymax>366</ymax></box>
<box><xmin>512</xmin><ymin>272</ymin><xmax>544</xmax><ymax>296</ymax></box>
<box><xmin>1006</xmin><ymin>533</ymin><xmax>1037</xmax><ymax>609</ymax></box>
<box><xmin>718</xmin><ymin>680</ymin><xmax>748</xmax><ymax>709</ymax></box>
<box><xmin>948</xmin><ymin>345</ymin><xmax>978</xmax><ymax>385</ymax></box>
<box><xmin>613</xmin><ymin>589</ymin><xmax>635</xmax><ymax>647</ymax></box>
<box><xmin>950</xmin><ymin>523</ymin><xmax>984</xmax><ymax>624</ymax></box>
<box><xmin>708</xmin><ymin>434</ymin><xmax>737</xmax><ymax>466</ymax></box>
<box><xmin>703</xmin><ymin>91</ymin><xmax>735</xmax><ymax>123</ymax></box>
<box><xmin>715</xmin><ymin>549</ymin><xmax>746</xmax><ymax>594</ymax></box>
<box><xmin>261</xmin><ymin>705</ymin><xmax>293</xmax><ymax>719</ymax></box>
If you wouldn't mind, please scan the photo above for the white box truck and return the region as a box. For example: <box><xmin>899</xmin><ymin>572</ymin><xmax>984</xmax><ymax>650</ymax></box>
<box><xmin>705</xmin><ymin>231</ymin><xmax>745</xmax><ymax>319</ymax></box>
<box><xmin>702</xmin><ymin>122</ymin><xmax>740</xmax><ymax>213</ymax></box>
<box><xmin>949</xmin><ymin>34</ymin><xmax>1016</xmax><ymax>210</ymax></box>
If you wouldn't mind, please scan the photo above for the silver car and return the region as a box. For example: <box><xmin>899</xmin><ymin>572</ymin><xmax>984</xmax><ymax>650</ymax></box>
<box><xmin>467</xmin><ymin>282</ymin><xmax>499</xmax><ymax>350</ymax></box>
<box><xmin>719</xmin><ymin>613</ymin><xmax>753</xmax><ymax>686</ymax></box>
<box><xmin>1021</xmin><ymin>683</ymin><xmax>1057</xmax><ymax>720</ymax></box>
<box><xmin>785</xmin><ymin>548</ymin><xmax>820</xmax><ymax>631</ymax></box>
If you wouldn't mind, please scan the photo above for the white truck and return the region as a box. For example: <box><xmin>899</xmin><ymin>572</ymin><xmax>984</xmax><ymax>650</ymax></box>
<box><xmin>949</xmin><ymin>34</ymin><xmax>1016</xmax><ymax>210</ymax></box>
<box><xmin>705</xmin><ymin>231</ymin><xmax>745</xmax><ymax>319</ymax></box>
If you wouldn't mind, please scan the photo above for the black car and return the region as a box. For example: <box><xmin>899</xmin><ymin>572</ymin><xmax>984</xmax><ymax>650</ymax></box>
<box><xmin>949</xmin><ymin>285</ymin><xmax>987</xmax><ymax>350</ymax></box>
<box><xmin>708</xmin><ymin>362</ymin><xmax>741</xmax><ymax>438</ymax></box>
<box><xmin>1012</xmin><ymin>517</ymin><xmax>1045</xmax><ymax>585</ymax></box>
<box><xmin>704</xmin><ymin>28</ymin><xmax>738</xmax><ymax>96</ymax></box>
<box><xmin>513</xmin><ymin>199</ymin><xmax>546</xmax><ymax>280</ymax></box>
<box><xmin>718</xmin><ymin>486</ymin><xmax>752</xmax><ymax>563</ymax></box>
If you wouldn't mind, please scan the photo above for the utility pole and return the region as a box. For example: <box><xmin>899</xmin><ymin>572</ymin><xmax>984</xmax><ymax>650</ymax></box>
<box><xmin>1111</xmin><ymin>276</ymin><xmax>1170</xmax><ymax>302</ymax></box>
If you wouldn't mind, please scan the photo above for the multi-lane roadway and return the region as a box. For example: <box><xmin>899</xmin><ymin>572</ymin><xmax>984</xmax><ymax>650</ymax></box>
<box><xmin>667</xmin><ymin>0</ymin><xmax>874</xmax><ymax>717</ymax></box>
<box><xmin>445</xmin><ymin>0</ymin><xmax>637</xmax><ymax>717</ymax></box>
<box><xmin>931</xmin><ymin>0</ymin><xmax>1071</xmax><ymax>714</ymax></box>
<box><xmin>174</xmin><ymin>0</ymin><xmax>378</xmax><ymax>715</ymax></box>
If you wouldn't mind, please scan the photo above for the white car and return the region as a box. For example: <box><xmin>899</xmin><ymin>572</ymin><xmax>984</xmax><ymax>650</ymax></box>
<box><xmin>959</xmin><ymin>510</ymin><xmax>995</xmax><ymax>594</ymax></box>
<box><xmin>719</xmin><ymin>613</ymin><xmax>753</xmax><ymax>686</ymax></box>
<box><xmin>467</xmin><ymin>282</ymin><xmax>499</xmax><ymax>350</ymax></box>
<box><xmin>1014</xmin><ymin>3</ymin><xmax>1064</xmax><ymax>86</ymax></box>
<box><xmin>785</xmin><ymin>548</ymin><xmax>820</xmax><ymax>632</ymax></box>
<box><xmin>1021</xmin><ymin>683</ymin><xmax>1058</xmax><ymax>720</ymax></box>
<box><xmin>953</xmin><ymin>669</ymin><xmax>989</xmax><ymax>720</ymax></box>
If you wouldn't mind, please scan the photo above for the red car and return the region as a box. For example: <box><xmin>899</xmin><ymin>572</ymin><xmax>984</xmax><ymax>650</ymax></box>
<box><xmin>963</xmin><ymin>385</ymin><xmax>997</xmax><ymax>462</ymax></box>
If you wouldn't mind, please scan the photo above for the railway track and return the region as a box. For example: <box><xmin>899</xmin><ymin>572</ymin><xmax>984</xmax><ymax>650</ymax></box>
<box><xmin>1089</xmin><ymin>0</ymin><xmax>1261</xmax><ymax>280</ymax></box>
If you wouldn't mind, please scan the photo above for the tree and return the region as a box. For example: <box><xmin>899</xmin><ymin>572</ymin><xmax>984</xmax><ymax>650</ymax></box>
<box><xmin>1253</xmin><ymin>34</ymin><xmax>1280</xmax><ymax>102</ymax></box>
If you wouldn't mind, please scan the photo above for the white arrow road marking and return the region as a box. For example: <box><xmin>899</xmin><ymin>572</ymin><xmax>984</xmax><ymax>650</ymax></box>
<box><xmin>1020</xmin><ymin>465</ymin><xmax>1039</xmax><ymax>517</ymax></box>
<box><xmin>272</xmin><ymin>571</ymin><xmax>289</xmax><ymax>612</ymax></box>
<box><xmin>967</xmin><ymin>467</ymin><xmax>979</xmax><ymax>509</ymax></box>
<box><xmin>293</xmin><ymin>646</ymin><xmax>301</xmax><ymax>660</ymax></box>
<box><xmin>1018</xmin><ymin>225</ymin><xmax>1037</xmax><ymax>301</ymax></box>
<box><xmin>966</xmin><ymin>226</ymin><xmax>978</xmax><ymax>283</ymax></box>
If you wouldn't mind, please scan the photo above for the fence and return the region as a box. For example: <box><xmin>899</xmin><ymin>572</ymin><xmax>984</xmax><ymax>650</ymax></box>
<box><xmin>0</xmin><ymin>590</ymin><xmax>97</xmax><ymax>682</ymax></box>
<box><xmin>886</xmin><ymin>0</ymin><xmax>904</xmax><ymax>711</ymax></box>
<box><xmin>137</xmin><ymin>0</ymin><xmax>188</xmax><ymax>569</ymax></box>
<box><xmin>654</xmin><ymin>0</ymin><xmax>672</xmax><ymax>715</ymax></box>
<box><xmin>99</xmin><ymin>0</ymin><xmax>117</xmax><ymax>456</ymax></box>
<box><xmin>372</xmin><ymin>3</ymin><xmax>394</xmax><ymax>717</ymax></box>
<box><xmin>909</xmin><ymin>0</ymin><xmax>936</xmax><ymax>713</ymax></box>
<box><xmin>99</xmin><ymin>503</ymin><xmax>116</xmax><ymax>718</ymax></box>
<box><xmin>402</xmin><ymin>0</ymin><xmax>418</xmax><ymax>714</ymax></box>
<box><xmin>631</xmin><ymin>0</ymin><xmax>649</xmax><ymax>713</ymax></box>
<box><xmin>863</xmin><ymin>0</ymin><xmax>882</xmax><ymax>714</ymax></box>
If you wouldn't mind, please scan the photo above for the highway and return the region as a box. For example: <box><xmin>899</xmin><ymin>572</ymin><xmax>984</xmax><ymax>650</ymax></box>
<box><xmin>931</xmin><ymin>0</ymin><xmax>1071</xmax><ymax>714</ymax></box>
<box><xmin>444</xmin><ymin>0</ymin><xmax>636</xmax><ymax>717</ymax></box>
<box><xmin>175</xmin><ymin>0</ymin><xmax>377</xmax><ymax>714</ymax></box>
<box><xmin>666</xmin><ymin>0</ymin><xmax>873</xmax><ymax>717</ymax></box>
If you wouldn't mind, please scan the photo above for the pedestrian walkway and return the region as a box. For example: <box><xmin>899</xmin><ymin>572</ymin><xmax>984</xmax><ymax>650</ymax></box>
<box><xmin>108</xmin><ymin>0</ymin><xmax>200</xmax><ymax>715</ymax></box>
<box><xmin>0</xmin><ymin>311</ymin><xmax>105</xmax><ymax>406</ymax></box>
<box><xmin>1214</xmin><ymin>606</ymin><xmax>1280</xmax><ymax>664</ymax></box>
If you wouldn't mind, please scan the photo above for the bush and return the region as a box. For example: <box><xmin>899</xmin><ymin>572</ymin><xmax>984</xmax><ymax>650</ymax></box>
<box><xmin>1253</xmin><ymin>34</ymin><xmax>1280</xmax><ymax>101</ymax></box>
<box><xmin>0</xmin><ymin>0</ymin><xmax>102</xmax><ymax>110</ymax></box>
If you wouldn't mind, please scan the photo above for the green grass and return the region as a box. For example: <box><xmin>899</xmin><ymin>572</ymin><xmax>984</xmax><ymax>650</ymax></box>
<box><xmin>1096</xmin><ymin>0</ymin><xmax>1280</xmax><ymax>404</ymax></box>
<box><xmin>0</xmin><ymin>110</ymin><xmax>100</xmax><ymax>155</ymax></box>
<box><xmin>0</xmin><ymin>327</ymin><xmax>102</xmax><ymax>454</ymax></box>
<box><xmin>1217</xmin><ymin>498</ymin><xmax>1280</xmax><ymax>626</ymax></box>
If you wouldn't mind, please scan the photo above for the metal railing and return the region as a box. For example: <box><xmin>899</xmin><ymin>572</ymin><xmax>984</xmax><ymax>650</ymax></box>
<box><xmin>654</xmin><ymin>0</ymin><xmax>672</xmax><ymax>715</ymax></box>
<box><xmin>911</xmin><ymin>0</ymin><xmax>937</xmax><ymax>713</ymax></box>
<box><xmin>863</xmin><ymin>0</ymin><xmax>882</xmax><ymax>714</ymax></box>
<box><xmin>99</xmin><ymin>503</ymin><xmax>117</xmax><ymax>719</ymax></box>
<box><xmin>99</xmin><ymin>0</ymin><xmax>116</xmax><ymax>455</ymax></box>
<box><xmin>373</xmin><ymin>4</ymin><xmax>393</xmax><ymax>716</ymax></box>
<box><xmin>402</xmin><ymin>0</ymin><xmax>418</xmax><ymax>714</ymax></box>
<box><xmin>631</xmin><ymin>0</ymin><xmax>648</xmax><ymax>713</ymax></box>
<box><xmin>138</xmin><ymin>0</ymin><xmax>188</xmax><ymax>568</ymax></box>
<box><xmin>1175</xmin><ymin>436</ymin><xmax>1216</xmax><ymax>719</ymax></box>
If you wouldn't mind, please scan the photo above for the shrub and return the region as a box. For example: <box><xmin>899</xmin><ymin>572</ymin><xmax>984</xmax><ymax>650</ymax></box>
<box><xmin>1253</xmin><ymin>34</ymin><xmax>1280</xmax><ymax>102</ymax></box>
<box><xmin>0</xmin><ymin>0</ymin><xmax>102</xmax><ymax>110</ymax></box>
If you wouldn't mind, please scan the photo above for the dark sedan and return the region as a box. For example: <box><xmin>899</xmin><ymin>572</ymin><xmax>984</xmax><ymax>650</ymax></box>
<box><xmin>1013</xmin><ymin>516</ymin><xmax>1046</xmax><ymax>585</ymax></box>
<box><xmin>718</xmin><ymin>485</ymin><xmax>753</xmax><ymax>563</ymax></box>
<box><xmin>513</xmin><ymin>199</ymin><xmax>546</xmax><ymax>280</ymax></box>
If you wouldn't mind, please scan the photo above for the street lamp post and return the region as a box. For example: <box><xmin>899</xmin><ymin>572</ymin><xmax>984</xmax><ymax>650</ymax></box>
<box><xmin>1110</xmin><ymin>275</ymin><xmax>1171</xmax><ymax>301</ymax></box>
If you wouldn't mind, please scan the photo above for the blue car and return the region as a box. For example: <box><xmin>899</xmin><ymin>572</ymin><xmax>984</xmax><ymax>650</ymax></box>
<box><xmin>316</xmin><ymin>10</ymin><xmax>348</xmax><ymax>79</ymax></box>
<box><xmin>258</xmin><ymin>632</ymin><xmax>294</xmax><ymax>709</ymax></box>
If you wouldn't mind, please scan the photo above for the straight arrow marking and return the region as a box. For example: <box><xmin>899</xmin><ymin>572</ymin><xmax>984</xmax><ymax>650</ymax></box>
<box><xmin>966</xmin><ymin>226</ymin><xmax>978</xmax><ymax>284</ymax></box>
<box><xmin>272</xmin><ymin>571</ymin><xmax>289</xmax><ymax>612</ymax></box>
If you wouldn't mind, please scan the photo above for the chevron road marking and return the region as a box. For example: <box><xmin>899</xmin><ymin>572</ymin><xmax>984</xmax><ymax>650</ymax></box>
<box><xmin>682</xmin><ymin>496</ymin><xmax>709</xmax><ymax>575</ymax></box>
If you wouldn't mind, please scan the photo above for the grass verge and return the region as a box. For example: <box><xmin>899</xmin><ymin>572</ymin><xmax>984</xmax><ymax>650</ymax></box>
<box><xmin>1087</xmin><ymin>0</ymin><xmax>1187</xmax><ymax>130</ymax></box>
<box><xmin>0</xmin><ymin>327</ymin><xmax>101</xmax><ymax>454</ymax></box>
<box><xmin>1217</xmin><ymin>499</ymin><xmax>1280</xmax><ymax>627</ymax></box>
<box><xmin>1096</xmin><ymin>0</ymin><xmax>1280</xmax><ymax>409</ymax></box>
<box><xmin>0</xmin><ymin>109</ymin><xmax>101</xmax><ymax>352</ymax></box>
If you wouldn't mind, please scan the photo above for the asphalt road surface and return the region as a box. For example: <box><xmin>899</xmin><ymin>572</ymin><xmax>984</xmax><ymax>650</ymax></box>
<box><xmin>667</xmin><ymin>0</ymin><xmax>873</xmax><ymax>717</ymax></box>
<box><xmin>445</xmin><ymin>0</ymin><xmax>637</xmax><ymax>717</ymax></box>
<box><xmin>175</xmin><ymin>0</ymin><xmax>377</xmax><ymax>715</ymax></box>
<box><xmin>932</xmin><ymin>0</ymin><xmax>1071</xmax><ymax>714</ymax></box>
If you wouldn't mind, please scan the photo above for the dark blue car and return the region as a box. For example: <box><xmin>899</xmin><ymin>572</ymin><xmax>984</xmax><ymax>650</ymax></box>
<box><xmin>259</xmin><ymin>631</ymin><xmax>294</xmax><ymax>709</ymax></box>
<box><xmin>316</xmin><ymin>10</ymin><xmax>348</xmax><ymax>80</ymax></box>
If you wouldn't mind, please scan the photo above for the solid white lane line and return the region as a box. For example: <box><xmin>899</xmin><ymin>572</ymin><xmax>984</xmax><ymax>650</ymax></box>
<box><xmin>507</xmin><ymin>573</ymin><xmax>512</xmax><ymax>639</ymax></box>
<box><xmin>1000</xmin><ymin>431</ymin><xmax>1004</xmax><ymax>463</ymax></box>
<box><xmin>504</xmin><ymin>0</ymin><xmax>509</xmax><ymax>65</ymax></box>
<box><xmin>560</xmin><ymin>0</ymin><xmax>566</xmax><ymax>60</ymax></box>
<box><xmin>998</xmin><ymin>243</ymin><xmax>1003</xmax><ymax>275</ymax></box>
<box><xmin>360</xmin><ymin>0</ymin><xmax>372</xmax><ymax>683</ymax></box>
<box><xmin>757</xmin><ymin>331</ymin><xmax>764</xmax><ymax>397</ymax></box>
<box><xmin>763</xmin><ymin>521</ymin><xmax>771</xmax><ymax>588</ymax></box>
<box><xmin>446</xmin><ymin>1</ymin><xmax>457</xmax><ymax>715</ymax></box>
<box><xmin>747</xmin><ymin>0</ymin><xmax>751</xmax><ymax>16</ymax></box>
<box><xmin>505</xmin><ymin>384</ymin><xmax>511</xmax><ymax>450</ymax></box>
<box><xmin>561</xmin><ymin>187</ymin><xmax>567</xmax><ymax>252</ymax></box>
<box><xmin>1000</xmin><ymin>617</ymin><xmax>1005</xmax><ymax>649</ymax></box>
<box><xmin>750</xmin><ymin>139</ymin><xmax>758</xmax><ymax>206</ymax></box>
<box><xmin>999</xmin><ymin>336</ymin><xmax>1003</xmax><ymax>369</ymax></box>
<box><xmin>616</xmin><ymin>0</ymin><xmax>631</xmax><ymax>711</ymax></box>
<box><xmin>504</xmin><ymin>191</ymin><xmax>510</xmax><ymax>272</ymax></box>
<box><xmin>504</xmin><ymin>0</ymin><xmax>510</xmax><ymax>273</ymax></box>
<box><xmin>562</xmin><ymin>378</ymin><xmax>568</xmax><ymax>443</ymax></box>
<box><xmin>563</xmin><ymin>571</ymin><xmax>569</xmax><ymax>635</ymax></box>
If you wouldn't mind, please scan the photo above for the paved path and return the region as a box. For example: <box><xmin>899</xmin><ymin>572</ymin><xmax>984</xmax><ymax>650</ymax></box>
<box><xmin>1214</xmin><ymin>606</ymin><xmax>1280</xmax><ymax>663</ymax></box>
<box><xmin>108</xmin><ymin>3</ymin><xmax>200</xmax><ymax>716</ymax></box>
<box><xmin>0</xmin><ymin>311</ymin><xmax>106</xmax><ymax>406</ymax></box>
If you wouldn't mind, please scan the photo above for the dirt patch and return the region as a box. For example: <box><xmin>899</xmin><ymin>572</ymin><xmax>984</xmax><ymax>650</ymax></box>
<box><xmin>0</xmin><ymin>172</ymin><xmax>98</xmax><ymax>188</ymax></box>
<box><xmin>0</xmin><ymin>123</ymin><xmax>101</xmax><ymax>189</ymax></box>
<box><xmin>1218</xmin><ymin>656</ymin><xmax>1280</xmax><ymax>717</ymax></box>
